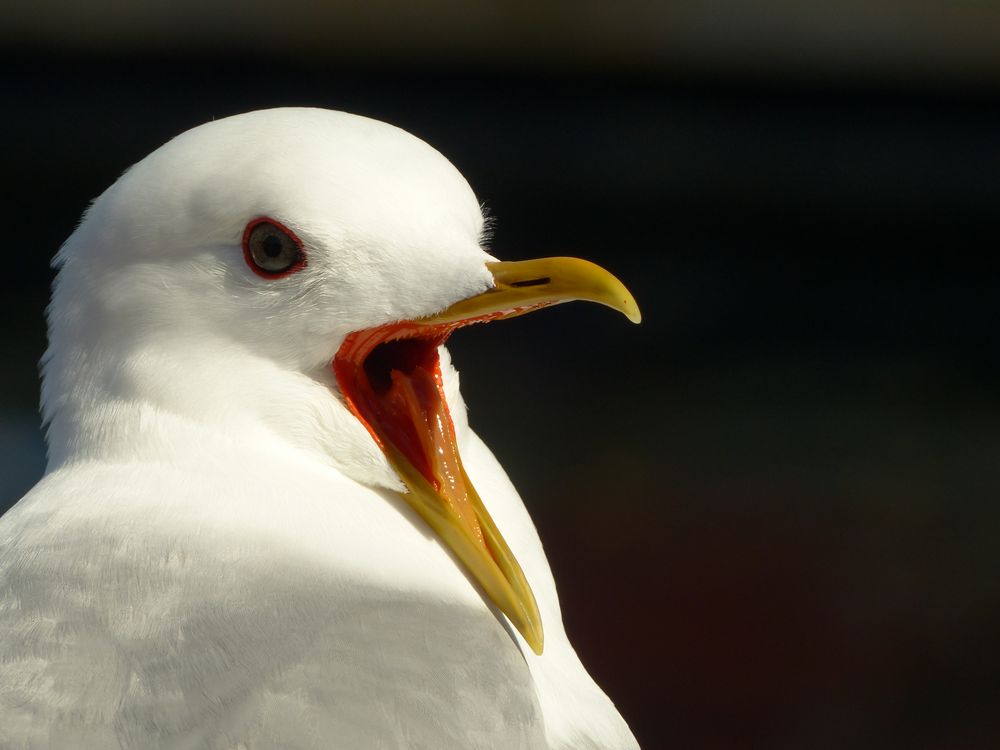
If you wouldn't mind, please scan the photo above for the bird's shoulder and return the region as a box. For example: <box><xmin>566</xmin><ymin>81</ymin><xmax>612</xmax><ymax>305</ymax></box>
<box><xmin>0</xmin><ymin>462</ymin><xmax>548</xmax><ymax>749</ymax></box>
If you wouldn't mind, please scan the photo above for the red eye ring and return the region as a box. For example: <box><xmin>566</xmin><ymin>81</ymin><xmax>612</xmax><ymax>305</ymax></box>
<box><xmin>242</xmin><ymin>217</ymin><xmax>308</xmax><ymax>279</ymax></box>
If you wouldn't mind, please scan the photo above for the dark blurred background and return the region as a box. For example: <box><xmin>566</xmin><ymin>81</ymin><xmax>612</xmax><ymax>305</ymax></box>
<box><xmin>3</xmin><ymin>2</ymin><xmax>1000</xmax><ymax>748</ymax></box>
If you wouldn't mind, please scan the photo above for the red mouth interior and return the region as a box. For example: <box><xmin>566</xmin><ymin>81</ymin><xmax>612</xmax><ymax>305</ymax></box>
<box><xmin>333</xmin><ymin>320</ymin><xmax>487</xmax><ymax>544</ymax></box>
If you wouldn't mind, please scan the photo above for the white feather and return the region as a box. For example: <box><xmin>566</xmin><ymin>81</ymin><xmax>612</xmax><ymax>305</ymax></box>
<box><xmin>1</xmin><ymin>108</ymin><xmax>638</xmax><ymax>749</ymax></box>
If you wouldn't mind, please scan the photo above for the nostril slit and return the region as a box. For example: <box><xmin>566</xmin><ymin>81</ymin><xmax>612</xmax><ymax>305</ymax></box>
<box><xmin>509</xmin><ymin>277</ymin><xmax>550</xmax><ymax>288</ymax></box>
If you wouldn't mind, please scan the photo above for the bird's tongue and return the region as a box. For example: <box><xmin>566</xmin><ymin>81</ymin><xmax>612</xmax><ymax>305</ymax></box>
<box><xmin>334</xmin><ymin>323</ymin><xmax>488</xmax><ymax>554</ymax></box>
<box><xmin>374</xmin><ymin>359</ymin><xmax>484</xmax><ymax>547</ymax></box>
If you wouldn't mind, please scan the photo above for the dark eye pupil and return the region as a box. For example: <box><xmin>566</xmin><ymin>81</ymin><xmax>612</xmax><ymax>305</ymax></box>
<box><xmin>262</xmin><ymin>234</ymin><xmax>284</xmax><ymax>259</ymax></box>
<box><xmin>246</xmin><ymin>221</ymin><xmax>302</xmax><ymax>276</ymax></box>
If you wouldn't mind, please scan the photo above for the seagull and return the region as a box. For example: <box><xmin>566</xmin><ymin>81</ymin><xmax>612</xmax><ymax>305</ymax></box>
<box><xmin>0</xmin><ymin>108</ymin><xmax>641</xmax><ymax>749</ymax></box>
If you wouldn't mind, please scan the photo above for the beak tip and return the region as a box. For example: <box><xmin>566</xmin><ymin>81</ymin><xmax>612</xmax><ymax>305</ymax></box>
<box><xmin>617</xmin><ymin>295</ymin><xmax>642</xmax><ymax>324</ymax></box>
<box><xmin>523</xmin><ymin>623</ymin><xmax>545</xmax><ymax>655</ymax></box>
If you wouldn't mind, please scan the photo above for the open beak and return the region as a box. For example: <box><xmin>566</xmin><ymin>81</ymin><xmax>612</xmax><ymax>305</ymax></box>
<box><xmin>333</xmin><ymin>257</ymin><xmax>640</xmax><ymax>655</ymax></box>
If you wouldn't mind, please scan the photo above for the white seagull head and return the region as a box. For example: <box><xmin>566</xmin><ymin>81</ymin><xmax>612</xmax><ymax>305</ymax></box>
<box><xmin>41</xmin><ymin>107</ymin><xmax>640</xmax><ymax>656</ymax></box>
<box><xmin>50</xmin><ymin>108</ymin><xmax>494</xmax><ymax>370</ymax></box>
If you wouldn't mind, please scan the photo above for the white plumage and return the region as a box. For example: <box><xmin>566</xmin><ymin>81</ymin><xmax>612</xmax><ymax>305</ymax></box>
<box><xmin>0</xmin><ymin>108</ymin><xmax>639</xmax><ymax>749</ymax></box>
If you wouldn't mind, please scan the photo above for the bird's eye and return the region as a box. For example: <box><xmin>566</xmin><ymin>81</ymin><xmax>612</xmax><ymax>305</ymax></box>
<box><xmin>242</xmin><ymin>218</ymin><xmax>306</xmax><ymax>278</ymax></box>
